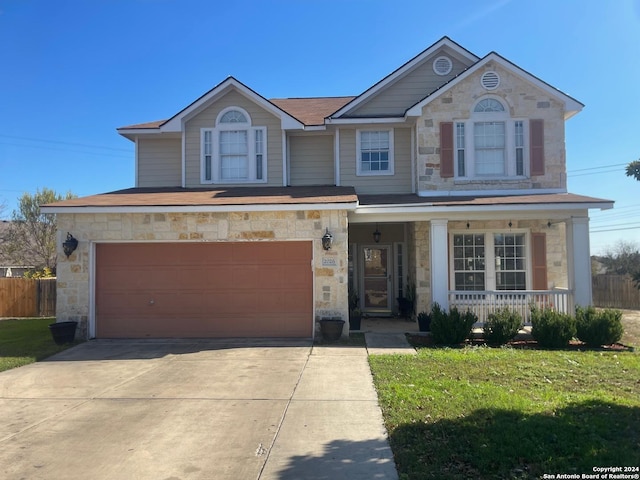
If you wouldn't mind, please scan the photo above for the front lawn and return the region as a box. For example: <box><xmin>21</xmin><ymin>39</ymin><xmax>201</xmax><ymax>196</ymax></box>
<box><xmin>0</xmin><ymin>318</ymin><xmax>80</xmax><ymax>372</ymax></box>
<box><xmin>369</xmin><ymin>347</ymin><xmax>640</xmax><ymax>479</ymax></box>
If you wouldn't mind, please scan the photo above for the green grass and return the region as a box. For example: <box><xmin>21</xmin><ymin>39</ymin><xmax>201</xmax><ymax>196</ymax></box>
<box><xmin>369</xmin><ymin>347</ymin><xmax>640</xmax><ymax>479</ymax></box>
<box><xmin>0</xmin><ymin>318</ymin><xmax>81</xmax><ymax>372</ymax></box>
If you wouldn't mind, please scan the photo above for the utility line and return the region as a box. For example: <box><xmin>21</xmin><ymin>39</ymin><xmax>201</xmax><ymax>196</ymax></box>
<box><xmin>0</xmin><ymin>134</ymin><xmax>131</xmax><ymax>152</ymax></box>
<box><xmin>591</xmin><ymin>226</ymin><xmax>640</xmax><ymax>233</ymax></box>
<box><xmin>568</xmin><ymin>168</ymin><xmax>624</xmax><ymax>178</ymax></box>
<box><xmin>567</xmin><ymin>162</ymin><xmax>628</xmax><ymax>173</ymax></box>
<box><xmin>0</xmin><ymin>142</ymin><xmax>131</xmax><ymax>159</ymax></box>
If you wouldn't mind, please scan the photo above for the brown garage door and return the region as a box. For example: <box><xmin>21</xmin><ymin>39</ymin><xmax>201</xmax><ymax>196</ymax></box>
<box><xmin>95</xmin><ymin>242</ymin><xmax>313</xmax><ymax>338</ymax></box>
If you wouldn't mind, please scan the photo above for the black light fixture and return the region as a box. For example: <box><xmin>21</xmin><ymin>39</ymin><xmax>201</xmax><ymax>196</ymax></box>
<box><xmin>321</xmin><ymin>228</ymin><xmax>333</xmax><ymax>251</ymax></box>
<box><xmin>62</xmin><ymin>233</ymin><xmax>78</xmax><ymax>258</ymax></box>
<box><xmin>373</xmin><ymin>224</ymin><xmax>381</xmax><ymax>243</ymax></box>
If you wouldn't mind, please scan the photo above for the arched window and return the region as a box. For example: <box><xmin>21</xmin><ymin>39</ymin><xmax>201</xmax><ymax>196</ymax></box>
<box><xmin>219</xmin><ymin>110</ymin><xmax>248</xmax><ymax>124</ymax></box>
<box><xmin>201</xmin><ymin>107</ymin><xmax>267</xmax><ymax>183</ymax></box>
<box><xmin>473</xmin><ymin>98</ymin><xmax>505</xmax><ymax>113</ymax></box>
<box><xmin>453</xmin><ymin>97</ymin><xmax>526</xmax><ymax>178</ymax></box>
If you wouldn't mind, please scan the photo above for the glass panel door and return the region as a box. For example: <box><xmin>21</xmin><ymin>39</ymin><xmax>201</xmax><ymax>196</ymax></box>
<box><xmin>362</xmin><ymin>246</ymin><xmax>391</xmax><ymax>311</ymax></box>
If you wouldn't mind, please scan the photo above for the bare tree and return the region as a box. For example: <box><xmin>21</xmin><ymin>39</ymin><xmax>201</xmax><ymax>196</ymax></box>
<box><xmin>0</xmin><ymin>188</ymin><xmax>76</xmax><ymax>273</ymax></box>
<box><xmin>600</xmin><ymin>240</ymin><xmax>640</xmax><ymax>276</ymax></box>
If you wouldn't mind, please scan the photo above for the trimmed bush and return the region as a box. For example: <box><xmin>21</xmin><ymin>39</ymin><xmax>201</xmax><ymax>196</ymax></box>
<box><xmin>531</xmin><ymin>307</ymin><xmax>576</xmax><ymax>348</ymax></box>
<box><xmin>430</xmin><ymin>303</ymin><xmax>477</xmax><ymax>345</ymax></box>
<box><xmin>575</xmin><ymin>306</ymin><xmax>624</xmax><ymax>346</ymax></box>
<box><xmin>483</xmin><ymin>307</ymin><xmax>523</xmax><ymax>345</ymax></box>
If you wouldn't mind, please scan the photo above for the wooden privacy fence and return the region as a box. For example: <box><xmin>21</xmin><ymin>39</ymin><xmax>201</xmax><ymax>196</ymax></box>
<box><xmin>592</xmin><ymin>274</ymin><xmax>640</xmax><ymax>310</ymax></box>
<box><xmin>0</xmin><ymin>278</ymin><xmax>56</xmax><ymax>317</ymax></box>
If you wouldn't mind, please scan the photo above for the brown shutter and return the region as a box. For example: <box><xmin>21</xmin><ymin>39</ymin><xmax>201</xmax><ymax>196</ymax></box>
<box><xmin>531</xmin><ymin>232</ymin><xmax>547</xmax><ymax>290</ymax></box>
<box><xmin>440</xmin><ymin>122</ymin><xmax>454</xmax><ymax>178</ymax></box>
<box><xmin>530</xmin><ymin>119</ymin><xmax>544</xmax><ymax>176</ymax></box>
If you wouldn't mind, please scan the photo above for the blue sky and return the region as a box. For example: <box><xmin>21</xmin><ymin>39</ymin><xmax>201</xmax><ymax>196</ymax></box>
<box><xmin>1</xmin><ymin>0</ymin><xmax>639</xmax><ymax>254</ymax></box>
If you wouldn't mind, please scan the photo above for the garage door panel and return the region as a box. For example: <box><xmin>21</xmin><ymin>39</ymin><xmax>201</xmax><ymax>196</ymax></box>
<box><xmin>96</xmin><ymin>242</ymin><xmax>312</xmax><ymax>338</ymax></box>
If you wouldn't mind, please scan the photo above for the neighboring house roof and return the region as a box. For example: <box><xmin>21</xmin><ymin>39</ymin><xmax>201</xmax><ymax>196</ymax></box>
<box><xmin>41</xmin><ymin>186</ymin><xmax>359</xmax><ymax>213</ymax></box>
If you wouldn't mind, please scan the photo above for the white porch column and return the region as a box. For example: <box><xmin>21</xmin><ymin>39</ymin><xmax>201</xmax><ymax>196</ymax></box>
<box><xmin>430</xmin><ymin>219</ymin><xmax>449</xmax><ymax>309</ymax></box>
<box><xmin>567</xmin><ymin>216</ymin><xmax>592</xmax><ymax>308</ymax></box>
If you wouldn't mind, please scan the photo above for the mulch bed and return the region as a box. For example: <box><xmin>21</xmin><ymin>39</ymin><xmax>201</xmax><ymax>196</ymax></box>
<box><xmin>406</xmin><ymin>333</ymin><xmax>635</xmax><ymax>352</ymax></box>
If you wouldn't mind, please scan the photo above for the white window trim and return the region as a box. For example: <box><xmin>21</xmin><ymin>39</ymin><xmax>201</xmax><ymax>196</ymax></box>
<box><xmin>454</xmin><ymin>97</ymin><xmax>529</xmax><ymax>180</ymax></box>
<box><xmin>200</xmin><ymin>106</ymin><xmax>268</xmax><ymax>184</ymax></box>
<box><xmin>356</xmin><ymin>128</ymin><xmax>395</xmax><ymax>176</ymax></box>
<box><xmin>449</xmin><ymin>229</ymin><xmax>532</xmax><ymax>291</ymax></box>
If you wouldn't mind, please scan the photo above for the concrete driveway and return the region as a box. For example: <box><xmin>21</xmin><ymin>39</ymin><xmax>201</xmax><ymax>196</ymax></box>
<box><xmin>0</xmin><ymin>339</ymin><xmax>398</xmax><ymax>480</ymax></box>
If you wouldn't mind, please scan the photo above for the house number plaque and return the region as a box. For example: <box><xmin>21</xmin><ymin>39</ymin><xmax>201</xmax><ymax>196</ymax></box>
<box><xmin>321</xmin><ymin>257</ymin><xmax>337</xmax><ymax>267</ymax></box>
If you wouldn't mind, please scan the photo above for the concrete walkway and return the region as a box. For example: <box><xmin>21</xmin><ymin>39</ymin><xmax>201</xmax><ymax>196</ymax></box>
<box><xmin>0</xmin><ymin>339</ymin><xmax>398</xmax><ymax>480</ymax></box>
<box><xmin>365</xmin><ymin>332</ymin><xmax>417</xmax><ymax>355</ymax></box>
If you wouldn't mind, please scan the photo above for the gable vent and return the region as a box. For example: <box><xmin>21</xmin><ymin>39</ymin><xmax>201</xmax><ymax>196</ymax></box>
<box><xmin>433</xmin><ymin>56</ymin><xmax>453</xmax><ymax>76</ymax></box>
<box><xmin>481</xmin><ymin>71</ymin><xmax>500</xmax><ymax>90</ymax></box>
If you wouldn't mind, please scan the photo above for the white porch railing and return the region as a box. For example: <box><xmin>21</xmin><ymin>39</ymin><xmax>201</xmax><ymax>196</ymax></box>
<box><xmin>447</xmin><ymin>289</ymin><xmax>572</xmax><ymax>324</ymax></box>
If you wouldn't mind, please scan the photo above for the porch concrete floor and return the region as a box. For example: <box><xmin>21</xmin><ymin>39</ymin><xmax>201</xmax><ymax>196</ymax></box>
<box><xmin>359</xmin><ymin>317</ymin><xmax>419</xmax><ymax>333</ymax></box>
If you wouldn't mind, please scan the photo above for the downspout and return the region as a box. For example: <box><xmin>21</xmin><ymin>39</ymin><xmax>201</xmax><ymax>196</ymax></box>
<box><xmin>411</xmin><ymin>124</ymin><xmax>416</xmax><ymax>194</ymax></box>
<box><xmin>134</xmin><ymin>136</ymin><xmax>139</xmax><ymax>187</ymax></box>
<box><xmin>335</xmin><ymin>129</ymin><xmax>340</xmax><ymax>186</ymax></box>
<box><xmin>181</xmin><ymin>120</ymin><xmax>186</xmax><ymax>188</ymax></box>
<box><xmin>282</xmin><ymin>131</ymin><xmax>288</xmax><ymax>186</ymax></box>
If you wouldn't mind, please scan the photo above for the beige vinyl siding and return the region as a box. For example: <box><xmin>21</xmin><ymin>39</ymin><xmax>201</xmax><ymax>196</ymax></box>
<box><xmin>137</xmin><ymin>137</ymin><xmax>182</xmax><ymax>187</ymax></box>
<box><xmin>184</xmin><ymin>90</ymin><xmax>283</xmax><ymax>187</ymax></box>
<box><xmin>345</xmin><ymin>55</ymin><xmax>468</xmax><ymax>117</ymax></box>
<box><xmin>289</xmin><ymin>135</ymin><xmax>334</xmax><ymax>186</ymax></box>
<box><xmin>339</xmin><ymin>127</ymin><xmax>412</xmax><ymax>194</ymax></box>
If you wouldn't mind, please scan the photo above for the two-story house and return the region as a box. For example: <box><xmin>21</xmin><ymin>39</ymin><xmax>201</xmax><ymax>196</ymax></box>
<box><xmin>43</xmin><ymin>37</ymin><xmax>612</xmax><ymax>340</ymax></box>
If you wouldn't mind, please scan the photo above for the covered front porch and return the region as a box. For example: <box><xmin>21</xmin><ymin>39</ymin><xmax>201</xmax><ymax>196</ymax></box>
<box><xmin>347</xmin><ymin>193</ymin><xmax>612</xmax><ymax>323</ymax></box>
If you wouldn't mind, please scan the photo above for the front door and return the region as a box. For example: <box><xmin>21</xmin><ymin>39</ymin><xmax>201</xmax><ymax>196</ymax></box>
<box><xmin>361</xmin><ymin>245</ymin><xmax>392</xmax><ymax>313</ymax></box>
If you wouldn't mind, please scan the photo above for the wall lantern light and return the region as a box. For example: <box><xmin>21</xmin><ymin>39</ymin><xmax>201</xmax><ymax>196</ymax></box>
<box><xmin>321</xmin><ymin>228</ymin><xmax>333</xmax><ymax>251</ymax></box>
<box><xmin>62</xmin><ymin>233</ymin><xmax>78</xmax><ymax>258</ymax></box>
<box><xmin>373</xmin><ymin>224</ymin><xmax>381</xmax><ymax>243</ymax></box>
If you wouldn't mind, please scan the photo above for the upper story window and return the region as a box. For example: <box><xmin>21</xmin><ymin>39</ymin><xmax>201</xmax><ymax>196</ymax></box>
<box><xmin>201</xmin><ymin>107</ymin><xmax>267</xmax><ymax>184</ymax></box>
<box><xmin>356</xmin><ymin>129</ymin><xmax>395</xmax><ymax>176</ymax></box>
<box><xmin>455</xmin><ymin>97</ymin><xmax>526</xmax><ymax>179</ymax></box>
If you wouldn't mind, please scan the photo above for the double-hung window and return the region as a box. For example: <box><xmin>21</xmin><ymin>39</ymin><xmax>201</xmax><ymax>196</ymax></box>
<box><xmin>356</xmin><ymin>129</ymin><xmax>394</xmax><ymax>175</ymax></box>
<box><xmin>452</xmin><ymin>231</ymin><xmax>529</xmax><ymax>291</ymax></box>
<box><xmin>201</xmin><ymin>107</ymin><xmax>267</xmax><ymax>183</ymax></box>
<box><xmin>454</xmin><ymin>98</ymin><xmax>527</xmax><ymax>179</ymax></box>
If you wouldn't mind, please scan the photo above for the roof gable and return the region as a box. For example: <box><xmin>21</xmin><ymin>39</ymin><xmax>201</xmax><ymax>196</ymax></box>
<box><xmin>406</xmin><ymin>52</ymin><xmax>584</xmax><ymax>120</ymax></box>
<box><xmin>329</xmin><ymin>37</ymin><xmax>479</xmax><ymax>119</ymax></box>
<box><xmin>118</xmin><ymin>77</ymin><xmax>304</xmax><ymax>137</ymax></box>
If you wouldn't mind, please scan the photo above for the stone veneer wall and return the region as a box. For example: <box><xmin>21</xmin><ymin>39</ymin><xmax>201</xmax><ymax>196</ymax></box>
<box><xmin>408</xmin><ymin>222</ymin><xmax>431</xmax><ymax>315</ymax></box>
<box><xmin>407</xmin><ymin>219</ymin><xmax>567</xmax><ymax>315</ymax></box>
<box><xmin>447</xmin><ymin>219</ymin><xmax>568</xmax><ymax>290</ymax></box>
<box><xmin>56</xmin><ymin>210</ymin><xmax>349</xmax><ymax>339</ymax></box>
<box><xmin>416</xmin><ymin>61</ymin><xmax>566</xmax><ymax>192</ymax></box>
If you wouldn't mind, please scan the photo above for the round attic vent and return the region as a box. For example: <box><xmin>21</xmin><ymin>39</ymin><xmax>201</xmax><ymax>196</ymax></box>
<box><xmin>433</xmin><ymin>56</ymin><xmax>453</xmax><ymax>76</ymax></box>
<box><xmin>481</xmin><ymin>71</ymin><xmax>500</xmax><ymax>90</ymax></box>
